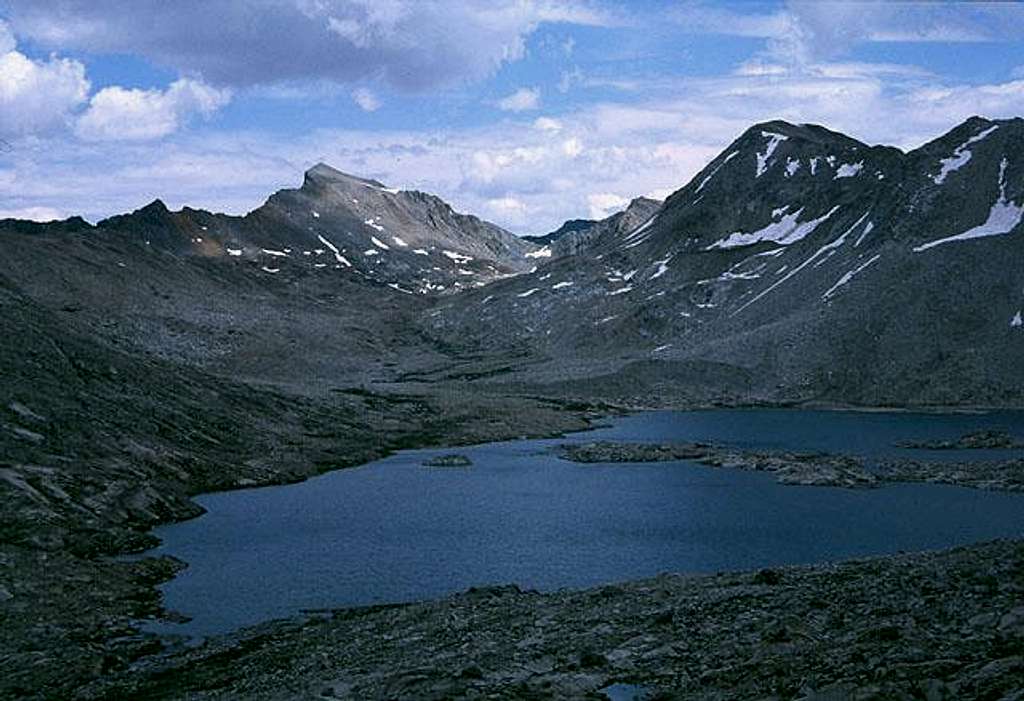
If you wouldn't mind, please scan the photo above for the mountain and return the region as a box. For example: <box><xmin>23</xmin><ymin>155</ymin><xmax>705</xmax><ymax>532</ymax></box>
<box><xmin>99</xmin><ymin>163</ymin><xmax>539</xmax><ymax>296</ymax></box>
<box><xmin>3</xmin><ymin>115</ymin><xmax>1024</xmax><ymax>696</ymax></box>
<box><xmin>523</xmin><ymin>197</ymin><xmax>661</xmax><ymax>259</ymax></box>
<box><xmin>524</xmin><ymin>218</ymin><xmax>596</xmax><ymax>247</ymax></box>
<box><xmin>426</xmin><ymin>116</ymin><xmax>1024</xmax><ymax>406</ymax></box>
<box><xmin>0</xmin><ymin>165</ymin><xmax>547</xmax><ymax>393</ymax></box>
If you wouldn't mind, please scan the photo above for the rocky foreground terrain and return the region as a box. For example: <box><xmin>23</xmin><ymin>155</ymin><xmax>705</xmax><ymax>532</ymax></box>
<box><xmin>76</xmin><ymin>540</ymin><xmax>1024</xmax><ymax>700</ymax></box>
<box><xmin>3</xmin><ymin>114</ymin><xmax>1024</xmax><ymax>698</ymax></box>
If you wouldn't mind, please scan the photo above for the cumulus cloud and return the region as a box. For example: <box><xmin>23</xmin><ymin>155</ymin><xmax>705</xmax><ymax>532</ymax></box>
<box><xmin>587</xmin><ymin>192</ymin><xmax>627</xmax><ymax>219</ymax></box>
<box><xmin>561</xmin><ymin>136</ymin><xmax>583</xmax><ymax>157</ymax></box>
<box><xmin>0</xmin><ymin>21</ymin><xmax>90</xmax><ymax>138</ymax></box>
<box><xmin>9</xmin><ymin>64</ymin><xmax>1024</xmax><ymax>234</ymax></box>
<box><xmin>2</xmin><ymin>1</ymin><xmax>615</xmax><ymax>91</ymax></box>
<box><xmin>533</xmin><ymin>117</ymin><xmax>562</xmax><ymax>132</ymax></box>
<box><xmin>496</xmin><ymin>87</ymin><xmax>541</xmax><ymax>112</ymax></box>
<box><xmin>74</xmin><ymin>78</ymin><xmax>230</xmax><ymax>141</ymax></box>
<box><xmin>5</xmin><ymin>2</ymin><xmax>1024</xmax><ymax>236</ymax></box>
<box><xmin>351</xmin><ymin>87</ymin><xmax>380</xmax><ymax>112</ymax></box>
<box><xmin>486</xmin><ymin>195</ymin><xmax>529</xmax><ymax>225</ymax></box>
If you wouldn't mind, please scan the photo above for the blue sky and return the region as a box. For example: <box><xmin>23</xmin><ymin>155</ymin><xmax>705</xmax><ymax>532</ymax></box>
<box><xmin>2</xmin><ymin>1</ymin><xmax>1024</xmax><ymax>233</ymax></box>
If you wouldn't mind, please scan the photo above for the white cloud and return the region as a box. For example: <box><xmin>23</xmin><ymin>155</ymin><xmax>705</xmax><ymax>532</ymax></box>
<box><xmin>75</xmin><ymin>78</ymin><xmax>230</xmax><ymax>141</ymax></box>
<box><xmin>561</xmin><ymin>136</ymin><xmax>583</xmax><ymax>157</ymax></box>
<box><xmin>351</xmin><ymin>87</ymin><xmax>380</xmax><ymax>111</ymax></box>
<box><xmin>587</xmin><ymin>192</ymin><xmax>628</xmax><ymax>219</ymax></box>
<box><xmin>0</xmin><ymin>20</ymin><xmax>14</xmax><ymax>53</ymax></box>
<box><xmin>0</xmin><ymin>205</ymin><xmax>64</xmax><ymax>221</ymax></box>
<box><xmin>4</xmin><ymin>1</ymin><xmax>616</xmax><ymax>91</ymax></box>
<box><xmin>485</xmin><ymin>196</ymin><xmax>529</xmax><ymax>228</ymax></box>
<box><xmin>496</xmin><ymin>87</ymin><xmax>540</xmax><ymax>112</ymax></box>
<box><xmin>558</xmin><ymin>66</ymin><xmax>584</xmax><ymax>93</ymax></box>
<box><xmin>487</xmin><ymin>195</ymin><xmax>527</xmax><ymax>214</ymax></box>
<box><xmin>675</xmin><ymin>1</ymin><xmax>1024</xmax><ymax>67</ymax></box>
<box><xmin>533</xmin><ymin>116</ymin><xmax>563</xmax><ymax>132</ymax></box>
<box><xmin>0</xmin><ymin>22</ymin><xmax>90</xmax><ymax>138</ymax></box>
<box><xmin>6</xmin><ymin>28</ymin><xmax>1024</xmax><ymax>238</ymax></box>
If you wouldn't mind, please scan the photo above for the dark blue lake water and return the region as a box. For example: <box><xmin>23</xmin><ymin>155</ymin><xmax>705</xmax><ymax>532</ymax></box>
<box><xmin>143</xmin><ymin>409</ymin><xmax>1024</xmax><ymax>639</ymax></box>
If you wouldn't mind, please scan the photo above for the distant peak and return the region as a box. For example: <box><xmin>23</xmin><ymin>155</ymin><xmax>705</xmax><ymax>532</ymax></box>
<box><xmin>962</xmin><ymin>115</ymin><xmax>994</xmax><ymax>127</ymax></box>
<box><xmin>139</xmin><ymin>198</ymin><xmax>169</xmax><ymax>213</ymax></box>
<box><xmin>735</xmin><ymin>120</ymin><xmax>867</xmax><ymax>151</ymax></box>
<box><xmin>303</xmin><ymin>162</ymin><xmax>391</xmax><ymax>191</ymax></box>
<box><xmin>627</xmin><ymin>196</ymin><xmax>661</xmax><ymax>208</ymax></box>
<box><xmin>748</xmin><ymin>119</ymin><xmax>799</xmax><ymax>133</ymax></box>
<box><xmin>305</xmin><ymin>162</ymin><xmax>343</xmax><ymax>178</ymax></box>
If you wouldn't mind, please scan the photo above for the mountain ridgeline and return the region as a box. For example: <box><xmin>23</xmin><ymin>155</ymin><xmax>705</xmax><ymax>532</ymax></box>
<box><xmin>3</xmin><ymin>116</ymin><xmax>1024</xmax><ymax>409</ymax></box>
<box><xmin>429</xmin><ymin>115</ymin><xmax>1024</xmax><ymax>406</ymax></box>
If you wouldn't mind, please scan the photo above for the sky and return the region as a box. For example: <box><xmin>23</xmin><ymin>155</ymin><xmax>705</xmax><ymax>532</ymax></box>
<box><xmin>2</xmin><ymin>1</ymin><xmax>1024</xmax><ymax>234</ymax></box>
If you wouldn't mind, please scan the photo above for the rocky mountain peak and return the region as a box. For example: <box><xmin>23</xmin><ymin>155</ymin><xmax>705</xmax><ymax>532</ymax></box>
<box><xmin>301</xmin><ymin>162</ymin><xmax>397</xmax><ymax>195</ymax></box>
<box><xmin>96</xmin><ymin>198</ymin><xmax>180</xmax><ymax>239</ymax></box>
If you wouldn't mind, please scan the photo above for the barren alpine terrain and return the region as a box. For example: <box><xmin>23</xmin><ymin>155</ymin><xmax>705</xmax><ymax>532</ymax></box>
<box><xmin>3</xmin><ymin>3</ymin><xmax>1024</xmax><ymax>697</ymax></box>
<box><xmin>4</xmin><ymin>114</ymin><xmax>1024</xmax><ymax>699</ymax></box>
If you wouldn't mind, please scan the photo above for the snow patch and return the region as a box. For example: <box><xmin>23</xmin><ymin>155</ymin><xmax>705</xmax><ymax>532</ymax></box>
<box><xmin>914</xmin><ymin>158</ymin><xmax>1022</xmax><ymax>251</ymax></box>
<box><xmin>607</xmin><ymin>286</ymin><xmax>633</xmax><ymax>296</ymax></box>
<box><xmin>822</xmin><ymin>255</ymin><xmax>881</xmax><ymax>300</ymax></box>
<box><xmin>387</xmin><ymin>283</ymin><xmax>413</xmax><ymax>294</ymax></box>
<box><xmin>392</xmin><ymin>236</ymin><xmax>408</xmax><ymax>247</ymax></box>
<box><xmin>317</xmin><ymin>234</ymin><xmax>352</xmax><ymax>267</ymax></box>
<box><xmin>261</xmin><ymin>266</ymin><xmax>280</xmax><ymax>273</ymax></box>
<box><xmin>261</xmin><ymin>249</ymin><xmax>288</xmax><ymax>257</ymax></box>
<box><xmin>785</xmin><ymin>158</ymin><xmax>801</xmax><ymax>177</ymax></box>
<box><xmin>756</xmin><ymin>131</ymin><xmax>788</xmax><ymax>178</ymax></box>
<box><xmin>552</xmin><ymin>281</ymin><xmax>574</xmax><ymax>289</ymax></box>
<box><xmin>443</xmin><ymin>250</ymin><xmax>473</xmax><ymax>264</ymax></box>
<box><xmin>932</xmin><ymin>125</ymin><xmax>999</xmax><ymax>185</ymax></box>
<box><xmin>708</xmin><ymin>206</ymin><xmax>840</xmax><ymax>249</ymax></box>
<box><xmin>733</xmin><ymin>210</ymin><xmax>867</xmax><ymax>314</ymax></box>
<box><xmin>517</xmin><ymin>288</ymin><xmax>540</xmax><ymax>298</ymax></box>
<box><xmin>622</xmin><ymin>214</ymin><xmax>659</xmax><ymax>249</ymax></box>
<box><xmin>362</xmin><ymin>181</ymin><xmax>401</xmax><ymax>195</ymax></box>
<box><xmin>525</xmin><ymin>245</ymin><xmax>552</xmax><ymax>258</ymax></box>
<box><xmin>651</xmin><ymin>257</ymin><xmax>671</xmax><ymax>280</ymax></box>
<box><xmin>1012</xmin><ymin>311</ymin><xmax>1023</xmax><ymax>328</ymax></box>
<box><xmin>413</xmin><ymin>248</ymin><xmax>429</xmax><ymax>256</ymax></box>
<box><xmin>854</xmin><ymin>220</ymin><xmax>875</xmax><ymax>248</ymax></box>
<box><xmin>370</xmin><ymin>236</ymin><xmax>390</xmax><ymax>250</ymax></box>
<box><xmin>834</xmin><ymin>162</ymin><xmax>863</xmax><ymax>179</ymax></box>
<box><xmin>696</xmin><ymin>150</ymin><xmax>739</xmax><ymax>193</ymax></box>
<box><xmin>312</xmin><ymin>210</ymin><xmax>320</xmax><ymax>218</ymax></box>
<box><xmin>364</xmin><ymin>218</ymin><xmax>385</xmax><ymax>232</ymax></box>
<box><xmin>226</xmin><ymin>248</ymin><xmax>243</xmax><ymax>257</ymax></box>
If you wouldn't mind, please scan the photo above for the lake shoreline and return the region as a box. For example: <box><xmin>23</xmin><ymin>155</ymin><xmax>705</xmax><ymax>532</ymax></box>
<box><xmin>5</xmin><ymin>399</ymin><xmax>1024</xmax><ymax>699</ymax></box>
<box><xmin>81</xmin><ymin>538</ymin><xmax>1024</xmax><ymax>700</ymax></box>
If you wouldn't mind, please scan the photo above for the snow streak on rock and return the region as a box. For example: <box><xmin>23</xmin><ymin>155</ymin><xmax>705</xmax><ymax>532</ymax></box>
<box><xmin>915</xmin><ymin>158</ymin><xmax>1022</xmax><ymax>251</ymax></box>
